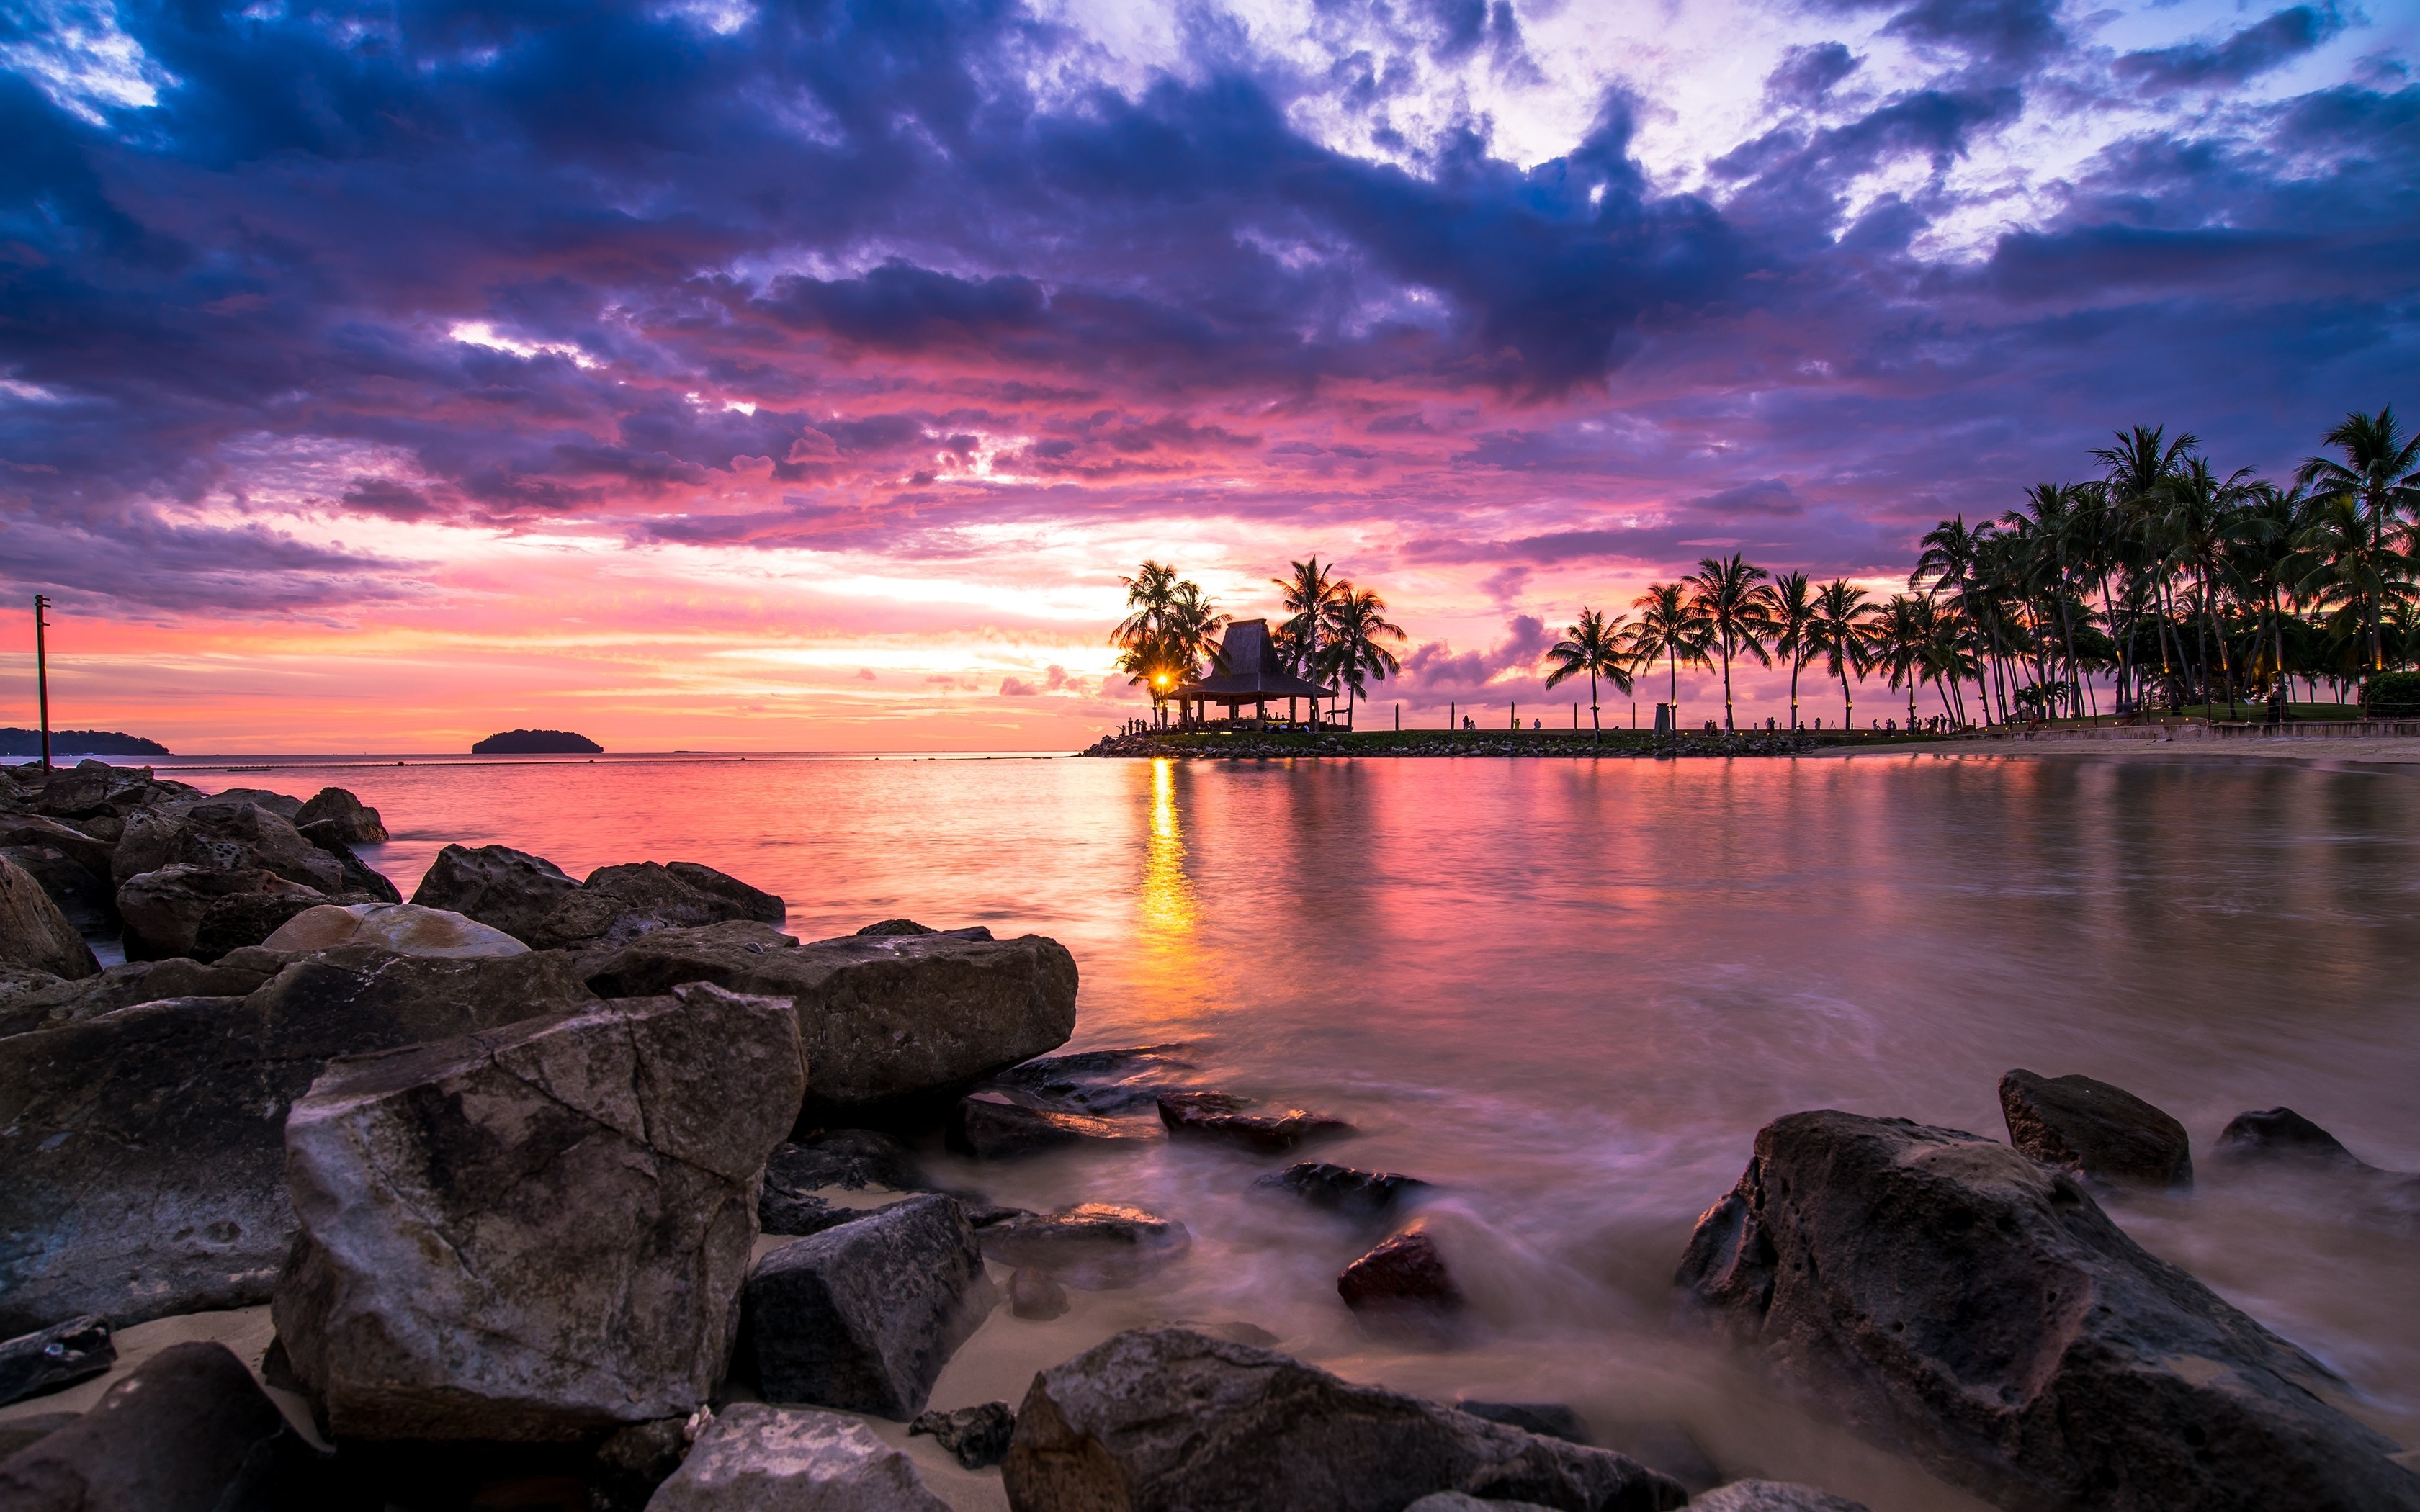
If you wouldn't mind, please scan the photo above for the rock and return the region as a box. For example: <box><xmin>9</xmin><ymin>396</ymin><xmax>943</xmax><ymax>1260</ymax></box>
<box><xmin>1157</xmin><ymin>1090</ymin><xmax>1353</xmax><ymax>1152</ymax></box>
<box><xmin>0</xmin><ymin>814</ymin><xmax>117</xmax><ymax>883</ymax></box>
<box><xmin>743</xmin><ymin>1194</ymin><xmax>995</xmax><ymax>1419</ymax></box>
<box><xmin>986</xmin><ymin>1043</ymin><xmax>1196</xmax><ymax>1113</ymax></box>
<box><xmin>292</xmin><ymin>786</ymin><xmax>386</xmax><ymax>843</ymax></box>
<box><xmin>191</xmin><ymin>887</ymin><xmax>341</xmax><ymax>961</ymax></box>
<box><xmin>30</xmin><ymin>768</ymin><xmax>117</xmax><ymax>819</ymax></box>
<box><xmin>1999</xmin><ymin>1068</ymin><xmax>2193</xmax><ymax>1187</ymax></box>
<box><xmin>0</xmin><ymin>945</ymin><xmax>601</xmax><ymax>1335</ymax></box>
<box><xmin>910</xmin><ymin>1402</ymin><xmax>1017</xmax><ymax>1470</ymax></box>
<box><xmin>857</xmin><ymin>918</ymin><xmax>933</xmax><ymax>935</ymax></box>
<box><xmin>115</xmin><ymin>864</ymin><xmax>322</xmax><ymax>960</ymax></box>
<box><xmin>976</xmin><ymin>1203</ymin><xmax>1191</xmax><ymax>1290</ymax></box>
<box><xmin>0</xmin><ymin>1341</ymin><xmax>326</xmax><ymax>1509</ymax></box>
<box><xmin>1339</xmin><ymin>1226</ymin><xmax>1464</xmax><ymax>1316</ymax></box>
<box><xmin>648</xmin><ymin>1403</ymin><xmax>952</xmax><ymax>1512</ymax></box>
<box><xmin>768</xmin><ymin>1130</ymin><xmax>933</xmax><ymax>1192</ymax></box>
<box><xmin>0</xmin><ymin>1413</ymin><xmax>76</xmax><ymax>1460</ymax></box>
<box><xmin>406</xmin><ymin>845</ymin><xmax>785</xmax><ymax>950</ymax></box>
<box><xmin>1675</xmin><ymin>1110</ymin><xmax>2420</xmax><ymax>1512</ymax></box>
<box><xmin>1592</xmin><ymin>1423</ymin><xmax>1720</xmax><ymax>1496</ymax></box>
<box><xmin>1404</xmin><ymin>1495</ymin><xmax>1559</xmax><ymax>1512</ymax></box>
<box><xmin>407</xmin><ymin>840</ymin><xmax>585</xmax><ymax>941</ymax></box>
<box><xmin>0</xmin><ymin>954</ymin><xmax>277</xmax><ymax>1038</ymax></box>
<box><xmin>761</xmin><ymin>1189</ymin><xmax>861</xmax><ymax>1238</ymax></box>
<box><xmin>178</xmin><ymin>785</ymin><xmax>302</xmax><ymax>819</ymax></box>
<box><xmin>1001</xmin><ymin>1327</ymin><xmax>1688</xmax><ymax>1512</ymax></box>
<box><xmin>665</xmin><ymin>860</ymin><xmax>786</xmax><ymax>923</ymax></box>
<box><xmin>1007</xmin><ymin>1267</ymin><xmax>1069</xmax><ymax>1321</ymax></box>
<box><xmin>2216</xmin><ymin>1107</ymin><xmax>2372</xmax><ymax>1169</ymax></box>
<box><xmin>1457</xmin><ymin>1401</ymin><xmax>1587</xmax><ymax>1444</ymax></box>
<box><xmin>273</xmin><ymin>981</ymin><xmax>805</xmax><ymax>1441</ymax></box>
<box><xmin>294</xmin><ymin>825</ymin><xmax>403</xmax><ymax>903</ymax></box>
<box><xmin>1691</xmin><ymin>1484</ymin><xmax>1873</xmax><ymax>1512</ymax></box>
<box><xmin>591</xmin><ymin>1416</ymin><xmax>694</xmax><ymax>1512</ymax></box>
<box><xmin>0</xmin><ymin>853</ymin><xmax>97</xmax><ymax>980</ymax></box>
<box><xmin>114</xmin><ymin>801</ymin><xmax>343</xmax><ymax>891</ymax></box>
<box><xmin>586</xmin><ymin>924</ymin><xmax>1079</xmax><ymax>1122</ymax></box>
<box><xmin>1260</xmin><ymin>1161</ymin><xmax>1429</xmax><ymax>1218</ymax></box>
<box><xmin>0</xmin><ymin>963</ymin><xmax>68</xmax><ymax>1037</ymax></box>
<box><xmin>949</xmin><ymin>1091</ymin><xmax>1158</xmax><ymax>1159</ymax></box>
<box><xmin>0</xmin><ymin>845</ymin><xmax>115</xmax><ymax>940</ymax></box>
<box><xmin>260</xmin><ymin>901</ymin><xmax>532</xmax><ymax>958</ymax></box>
<box><xmin>0</xmin><ymin>1315</ymin><xmax>113</xmax><ymax>1407</ymax></box>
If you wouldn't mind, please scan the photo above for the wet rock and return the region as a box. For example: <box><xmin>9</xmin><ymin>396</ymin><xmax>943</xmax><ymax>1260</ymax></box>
<box><xmin>295</xmin><ymin>826</ymin><xmax>403</xmax><ymax>903</ymax></box>
<box><xmin>976</xmin><ymin>1203</ymin><xmax>1191</xmax><ymax>1290</ymax></box>
<box><xmin>407</xmin><ymin>841</ymin><xmax>584</xmax><ymax>942</ymax></box>
<box><xmin>1157</xmin><ymin>1089</ymin><xmax>1353</xmax><ymax>1152</ymax></box>
<box><xmin>116</xmin><ymin>863</ymin><xmax>322</xmax><ymax>960</ymax></box>
<box><xmin>292</xmin><ymin>786</ymin><xmax>387</xmax><ymax>844</ymax></box>
<box><xmin>1592</xmin><ymin>1423</ymin><xmax>1720</xmax><ymax>1497</ymax></box>
<box><xmin>274</xmin><ymin>982</ymin><xmax>806</xmax><ymax>1441</ymax></box>
<box><xmin>191</xmin><ymin>887</ymin><xmax>341</xmax><ymax>961</ymax></box>
<box><xmin>590</xmin><ymin>1416</ymin><xmax>694</xmax><ymax>1512</ymax></box>
<box><xmin>0</xmin><ymin>852</ymin><xmax>97</xmax><ymax>980</ymax></box>
<box><xmin>910</xmin><ymin>1402</ymin><xmax>1017</xmax><ymax>1470</ymax></box>
<box><xmin>1457</xmin><ymin>1401</ymin><xmax>1586</xmax><ymax>1444</ymax></box>
<box><xmin>0</xmin><ymin>945</ymin><xmax>600</xmax><ymax>1335</ymax></box>
<box><xmin>1339</xmin><ymin>1225</ymin><xmax>1464</xmax><ymax>1318</ymax></box>
<box><xmin>0</xmin><ymin>1315</ymin><xmax>113</xmax><ymax>1406</ymax></box>
<box><xmin>0</xmin><ymin>1341</ymin><xmax>327</xmax><ymax>1509</ymax></box>
<box><xmin>857</xmin><ymin>919</ymin><xmax>993</xmax><ymax>940</ymax></box>
<box><xmin>1404</xmin><ymin>1495</ymin><xmax>1558</xmax><ymax>1512</ymax></box>
<box><xmin>949</xmin><ymin>1091</ymin><xmax>1159</xmax><ymax>1159</ymax></box>
<box><xmin>1675</xmin><ymin>1110</ymin><xmax>2420</xmax><ymax>1512</ymax></box>
<box><xmin>1690</xmin><ymin>1483</ymin><xmax>1873</xmax><ymax>1512</ymax></box>
<box><xmin>985</xmin><ymin>1043</ymin><xmax>1195</xmax><ymax>1114</ymax></box>
<box><xmin>650</xmin><ymin>1403</ymin><xmax>952</xmax><ymax>1512</ymax></box>
<box><xmin>743</xmin><ymin>1193</ymin><xmax>996</xmax><ymax>1419</ymax></box>
<box><xmin>1998</xmin><ymin>1068</ymin><xmax>2192</xmax><ymax>1187</ymax></box>
<box><xmin>1001</xmin><ymin>1327</ymin><xmax>1687</xmax><ymax>1512</ymax></box>
<box><xmin>768</xmin><ymin>1129</ymin><xmax>933</xmax><ymax>1192</ymax></box>
<box><xmin>1007</xmin><ymin>1267</ymin><xmax>1069</xmax><ymax>1320</ymax></box>
<box><xmin>259</xmin><ymin>901</ymin><xmax>532</xmax><ymax>958</ymax></box>
<box><xmin>1260</xmin><ymin>1161</ymin><xmax>1429</xmax><ymax>1218</ymax></box>
<box><xmin>666</xmin><ymin>860</ymin><xmax>786</xmax><ymax>923</ymax></box>
<box><xmin>586</xmin><ymin>924</ymin><xmax>1079</xmax><ymax>1122</ymax></box>
<box><xmin>2216</xmin><ymin>1107</ymin><xmax>2375</xmax><ymax>1170</ymax></box>
<box><xmin>760</xmin><ymin>1188</ymin><xmax>861</xmax><ymax>1238</ymax></box>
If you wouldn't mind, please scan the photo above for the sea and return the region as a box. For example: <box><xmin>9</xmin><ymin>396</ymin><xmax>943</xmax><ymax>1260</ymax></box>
<box><xmin>153</xmin><ymin>747</ymin><xmax>2420</xmax><ymax>1510</ymax></box>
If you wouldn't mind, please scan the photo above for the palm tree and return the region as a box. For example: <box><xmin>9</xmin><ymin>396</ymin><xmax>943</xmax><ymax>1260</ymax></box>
<box><xmin>1623</xmin><ymin>582</ymin><xmax>1711</xmax><ymax>735</ymax></box>
<box><xmin>1762</xmin><ymin>571</ymin><xmax>1820</xmax><ymax>730</ymax></box>
<box><xmin>1878</xmin><ymin>595</ymin><xmax>1937</xmax><ymax>728</ymax></box>
<box><xmin>1273</xmin><ymin>557</ymin><xmax>1345</xmax><ymax>723</ymax></box>
<box><xmin>2298</xmin><ymin>407</ymin><xmax>2420</xmax><ymax>701</ymax></box>
<box><xmin>2294</xmin><ymin>493</ymin><xmax>2414</xmax><ymax>696</ymax></box>
<box><xmin>1809</xmin><ymin>579</ymin><xmax>1879</xmax><ymax>729</ymax></box>
<box><xmin>1543</xmin><ymin>607</ymin><xmax>1634</xmax><ymax>742</ymax></box>
<box><xmin>1686</xmin><ymin>554</ymin><xmax>1773</xmax><ymax>731</ymax></box>
<box><xmin>1913</xmin><ymin>514</ymin><xmax>2008</xmax><ymax>721</ymax></box>
<box><xmin>2094</xmin><ymin>425</ymin><xmax>2200</xmax><ymax>711</ymax></box>
<box><xmin>1116</xmin><ymin>562</ymin><xmax>1186</xmax><ymax>723</ymax></box>
<box><xmin>1319</xmin><ymin>586</ymin><xmax>1404</xmax><ymax>729</ymax></box>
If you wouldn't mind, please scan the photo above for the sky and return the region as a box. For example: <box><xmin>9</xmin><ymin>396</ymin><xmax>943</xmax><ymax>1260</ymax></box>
<box><xmin>0</xmin><ymin>0</ymin><xmax>2414</xmax><ymax>751</ymax></box>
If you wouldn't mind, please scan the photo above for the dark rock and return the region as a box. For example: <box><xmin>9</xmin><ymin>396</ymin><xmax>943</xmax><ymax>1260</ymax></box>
<box><xmin>743</xmin><ymin>1193</ymin><xmax>996</xmax><ymax>1419</ymax></box>
<box><xmin>472</xmin><ymin>728</ymin><xmax>601</xmax><ymax>754</ymax></box>
<box><xmin>949</xmin><ymin>1091</ymin><xmax>1159</xmax><ymax>1159</ymax></box>
<box><xmin>0</xmin><ymin>963</ymin><xmax>68</xmax><ymax>1038</ymax></box>
<box><xmin>1592</xmin><ymin>1422</ymin><xmax>1720</xmax><ymax>1497</ymax></box>
<box><xmin>859</xmin><ymin>918</ymin><xmax>933</xmax><ymax>935</ymax></box>
<box><xmin>1</xmin><ymin>846</ymin><xmax>114</xmax><ymax>940</ymax></box>
<box><xmin>0</xmin><ymin>1413</ymin><xmax>76</xmax><ymax>1460</ymax></box>
<box><xmin>590</xmin><ymin>1416</ymin><xmax>693</xmax><ymax>1512</ymax></box>
<box><xmin>650</xmin><ymin>1404</ymin><xmax>951</xmax><ymax>1511</ymax></box>
<box><xmin>575</xmin><ymin>860</ymin><xmax>784</xmax><ymax>943</ymax></box>
<box><xmin>0</xmin><ymin>955</ymin><xmax>277</xmax><ymax>1038</ymax></box>
<box><xmin>1001</xmin><ymin>1327</ymin><xmax>1687</xmax><ymax>1512</ymax></box>
<box><xmin>30</xmin><ymin>769</ymin><xmax>115</xmax><ymax>820</ymax></box>
<box><xmin>0</xmin><ymin>1315</ymin><xmax>112</xmax><ymax>1406</ymax></box>
<box><xmin>987</xmin><ymin>1043</ymin><xmax>1196</xmax><ymax>1114</ymax></box>
<box><xmin>1999</xmin><ymin>1068</ymin><xmax>2193</xmax><ymax>1187</ymax></box>
<box><xmin>1339</xmin><ymin>1227</ymin><xmax>1464</xmax><ymax>1315</ymax></box>
<box><xmin>292</xmin><ymin>786</ymin><xmax>387</xmax><ymax>844</ymax></box>
<box><xmin>586</xmin><ymin>924</ymin><xmax>1080</xmax><ymax>1122</ymax></box>
<box><xmin>190</xmin><ymin>887</ymin><xmax>341</xmax><ymax>961</ymax></box>
<box><xmin>1458</xmin><ymin>1401</ymin><xmax>1587</xmax><ymax>1444</ymax></box>
<box><xmin>760</xmin><ymin>1189</ymin><xmax>862</xmax><ymax>1238</ymax></box>
<box><xmin>1157</xmin><ymin>1089</ymin><xmax>1353</xmax><ymax>1152</ymax></box>
<box><xmin>974</xmin><ymin>1203</ymin><xmax>1191</xmax><ymax>1290</ymax></box>
<box><xmin>116</xmin><ymin>864</ymin><xmax>322</xmax><ymax>960</ymax></box>
<box><xmin>0</xmin><ymin>1341</ymin><xmax>328</xmax><ymax>1510</ymax></box>
<box><xmin>408</xmin><ymin>841</ymin><xmax>583</xmax><ymax>943</ymax></box>
<box><xmin>1691</xmin><ymin>1484</ymin><xmax>1873</xmax><ymax>1512</ymax></box>
<box><xmin>768</xmin><ymin>1129</ymin><xmax>933</xmax><ymax>1192</ymax></box>
<box><xmin>1260</xmin><ymin>1161</ymin><xmax>1429</xmax><ymax>1218</ymax></box>
<box><xmin>1007</xmin><ymin>1267</ymin><xmax>1069</xmax><ymax>1321</ymax></box>
<box><xmin>2216</xmin><ymin>1107</ymin><xmax>2368</xmax><ymax>1169</ymax></box>
<box><xmin>0</xmin><ymin>815</ymin><xmax>117</xmax><ymax>884</ymax></box>
<box><xmin>0</xmin><ymin>945</ymin><xmax>601</xmax><ymax>1335</ymax></box>
<box><xmin>115</xmin><ymin>801</ymin><xmax>342</xmax><ymax>891</ymax></box>
<box><xmin>295</xmin><ymin>824</ymin><xmax>402</xmax><ymax>903</ymax></box>
<box><xmin>274</xmin><ymin>982</ymin><xmax>807</xmax><ymax>1441</ymax></box>
<box><xmin>179</xmin><ymin>786</ymin><xmax>301</xmax><ymax>819</ymax></box>
<box><xmin>665</xmin><ymin>860</ymin><xmax>786</xmax><ymax>923</ymax></box>
<box><xmin>962</xmin><ymin>1203</ymin><xmax>1032</xmax><ymax>1228</ymax></box>
<box><xmin>1675</xmin><ymin>1110</ymin><xmax>2420</xmax><ymax>1512</ymax></box>
<box><xmin>910</xmin><ymin>1401</ymin><xmax>1017</xmax><ymax>1469</ymax></box>
<box><xmin>0</xmin><ymin>853</ymin><xmax>97</xmax><ymax>981</ymax></box>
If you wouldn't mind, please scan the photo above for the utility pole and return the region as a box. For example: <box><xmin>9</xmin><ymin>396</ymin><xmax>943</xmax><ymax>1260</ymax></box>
<box><xmin>33</xmin><ymin>595</ymin><xmax>51</xmax><ymax>772</ymax></box>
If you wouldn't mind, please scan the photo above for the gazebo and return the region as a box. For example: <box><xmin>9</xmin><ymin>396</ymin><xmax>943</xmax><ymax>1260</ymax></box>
<box><xmin>1170</xmin><ymin>618</ymin><xmax>1331</xmax><ymax>728</ymax></box>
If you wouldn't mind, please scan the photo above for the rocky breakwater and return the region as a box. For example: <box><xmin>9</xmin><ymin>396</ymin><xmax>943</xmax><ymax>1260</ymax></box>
<box><xmin>1677</xmin><ymin>1107</ymin><xmax>2420</xmax><ymax>1512</ymax></box>
<box><xmin>411</xmin><ymin>842</ymin><xmax>784</xmax><ymax>951</ymax></box>
<box><xmin>1080</xmin><ymin>729</ymin><xmax>1827</xmax><ymax>759</ymax></box>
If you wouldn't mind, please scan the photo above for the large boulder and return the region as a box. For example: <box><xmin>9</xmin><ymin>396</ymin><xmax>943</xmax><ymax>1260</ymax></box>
<box><xmin>273</xmin><ymin>982</ymin><xmax>806</xmax><ymax>1441</ymax></box>
<box><xmin>261</xmin><ymin>901</ymin><xmax>530</xmax><ymax>958</ymax></box>
<box><xmin>0</xmin><ymin>842</ymin><xmax>115</xmax><ymax>940</ymax></box>
<box><xmin>665</xmin><ymin>860</ymin><xmax>786</xmax><ymax>923</ymax></box>
<box><xmin>408</xmin><ymin>841</ymin><xmax>585</xmax><ymax>940</ymax></box>
<box><xmin>1002</xmin><ymin>1328</ymin><xmax>1687</xmax><ymax>1512</ymax></box>
<box><xmin>647</xmin><ymin>1403</ymin><xmax>952</xmax><ymax>1512</ymax></box>
<box><xmin>292</xmin><ymin>786</ymin><xmax>387</xmax><ymax>844</ymax></box>
<box><xmin>112</xmin><ymin>801</ymin><xmax>342</xmax><ymax>891</ymax></box>
<box><xmin>409</xmin><ymin>844</ymin><xmax>782</xmax><ymax>949</ymax></box>
<box><xmin>115</xmin><ymin>864</ymin><xmax>324</xmax><ymax>960</ymax></box>
<box><xmin>1675</xmin><ymin>1110</ymin><xmax>2420</xmax><ymax>1512</ymax></box>
<box><xmin>0</xmin><ymin>945</ymin><xmax>601</xmax><ymax>1334</ymax></box>
<box><xmin>586</xmin><ymin>922</ymin><xmax>1078</xmax><ymax>1122</ymax></box>
<box><xmin>1690</xmin><ymin>1485</ymin><xmax>1873</xmax><ymax>1512</ymax></box>
<box><xmin>1998</xmin><ymin>1069</ymin><xmax>2193</xmax><ymax>1187</ymax></box>
<box><xmin>297</xmin><ymin>828</ymin><xmax>403</xmax><ymax>904</ymax></box>
<box><xmin>743</xmin><ymin>1193</ymin><xmax>996</xmax><ymax>1419</ymax></box>
<box><xmin>191</xmin><ymin>887</ymin><xmax>349</xmax><ymax>962</ymax></box>
<box><xmin>1337</xmin><ymin>1225</ymin><xmax>1464</xmax><ymax>1316</ymax></box>
<box><xmin>0</xmin><ymin>852</ymin><xmax>97</xmax><ymax>980</ymax></box>
<box><xmin>0</xmin><ymin>1341</ymin><xmax>326</xmax><ymax>1510</ymax></box>
<box><xmin>0</xmin><ymin>815</ymin><xmax>116</xmax><ymax>884</ymax></box>
<box><xmin>0</xmin><ymin>954</ymin><xmax>278</xmax><ymax>1038</ymax></box>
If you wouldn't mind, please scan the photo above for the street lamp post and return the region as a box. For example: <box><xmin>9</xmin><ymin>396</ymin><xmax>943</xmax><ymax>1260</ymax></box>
<box><xmin>32</xmin><ymin>595</ymin><xmax>51</xmax><ymax>772</ymax></box>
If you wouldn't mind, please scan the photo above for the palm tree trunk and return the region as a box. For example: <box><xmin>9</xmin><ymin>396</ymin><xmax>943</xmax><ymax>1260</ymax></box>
<box><xmin>1721</xmin><ymin>634</ymin><xmax>1735</xmax><ymax>732</ymax></box>
<box><xmin>1589</xmin><ymin>670</ymin><xmax>1601</xmax><ymax>744</ymax></box>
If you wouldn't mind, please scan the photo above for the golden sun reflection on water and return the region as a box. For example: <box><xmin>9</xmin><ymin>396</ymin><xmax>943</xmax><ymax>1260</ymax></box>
<box><xmin>1140</xmin><ymin>756</ymin><xmax>1197</xmax><ymax>937</ymax></box>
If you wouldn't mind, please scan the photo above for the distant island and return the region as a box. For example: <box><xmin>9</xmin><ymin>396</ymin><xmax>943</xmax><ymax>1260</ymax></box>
<box><xmin>0</xmin><ymin>727</ymin><xmax>172</xmax><ymax>757</ymax></box>
<box><xmin>472</xmin><ymin>729</ymin><xmax>603</xmax><ymax>754</ymax></box>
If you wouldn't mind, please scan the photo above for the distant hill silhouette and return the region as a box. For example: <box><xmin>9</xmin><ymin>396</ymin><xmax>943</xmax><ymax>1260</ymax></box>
<box><xmin>0</xmin><ymin>728</ymin><xmax>171</xmax><ymax>756</ymax></box>
<box><xmin>472</xmin><ymin>729</ymin><xmax>603</xmax><ymax>755</ymax></box>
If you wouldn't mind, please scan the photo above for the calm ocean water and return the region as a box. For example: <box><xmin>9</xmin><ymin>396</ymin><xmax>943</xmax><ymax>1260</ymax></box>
<box><xmin>176</xmin><ymin>750</ymin><xmax>2420</xmax><ymax>1509</ymax></box>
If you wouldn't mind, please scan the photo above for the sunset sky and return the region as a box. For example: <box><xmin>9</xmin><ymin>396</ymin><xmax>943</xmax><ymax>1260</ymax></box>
<box><xmin>2</xmin><ymin>0</ymin><xmax>2414</xmax><ymax>751</ymax></box>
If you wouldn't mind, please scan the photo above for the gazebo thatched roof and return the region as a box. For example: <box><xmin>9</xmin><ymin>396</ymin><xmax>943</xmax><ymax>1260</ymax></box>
<box><xmin>1172</xmin><ymin>619</ymin><xmax>1328</xmax><ymax>702</ymax></box>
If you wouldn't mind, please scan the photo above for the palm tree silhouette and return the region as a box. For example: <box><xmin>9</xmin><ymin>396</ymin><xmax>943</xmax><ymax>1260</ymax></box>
<box><xmin>1623</xmin><ymin>582</ymin><xmax>1711</xmax><ymax>736</ymax></box>
<box><xmin>1763</xmin><ymin>571</ymin><xmax>1820</xmax><ymax>731</ymax></box>
<box><xmin>1686</xmin><ymin>554</ymin><xmax>1773</xmax><ymax>732</ymax></box>
<box><xmin>1320</xmin><ymin>586</ymin><xmax>1404</xmax><ymax>729</ymax></box>
<box><xmin>1543</xmin><ymin>607</ymin><xmax>1634</xmax><ymax>742</ymax></box>
<box><xmin>2298</xmin><ymin>407</ymin><xmax>2420</xmax><ymax>702</ymax></box>
<box><xmin>1809</xmin><ymin>578</ymin><xmax>1880</xmax><ymax>729</ymax></box>
<box><xmin>1878</xmin><ymin>594</ymin><xmax>1937</xmax><ymax>729</ymax></box>
<box><xmin>1114</xmin><ymin>562</ymin><xmax>1227</xmax><ymax>724</ymax></box>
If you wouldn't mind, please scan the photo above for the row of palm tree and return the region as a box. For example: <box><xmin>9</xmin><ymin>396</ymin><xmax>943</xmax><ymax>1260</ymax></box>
<box><xmin>1112</xmin><ymin>557</ymin><xmax>1407</xmax><ymax>726</ymax></box>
